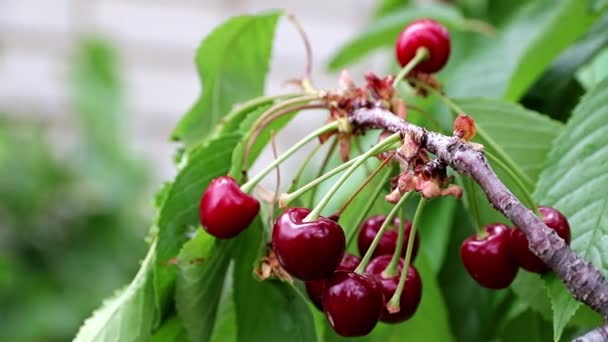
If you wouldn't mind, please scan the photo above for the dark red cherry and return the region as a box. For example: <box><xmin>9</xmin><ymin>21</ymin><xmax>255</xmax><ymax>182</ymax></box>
<box><xmin>395</xmin><ymin>19</ymin><xmax>451</xmax><ymax>73</ymax></box>
<box><xmin>460</xmin><ymin>223</ymin><xmax>518</xmax><ymax>289</ymax></box>
<box><xmin>510</xmin><ymin>206</ymin><xmax>571</xmax><ymax>273</ymax></box>
<box><xmin>272</xmin><ymin>208</ymin><xmax>346</xmax><ymax>281</ymax></box>
<box><xmin>323</xmin><ymin>271</ymin><xmax>385</xmax><ymax>337</ymax></box>
<box><xmin>305</xmin><ymin>253</ymin><xmax>361</xmax><ymax>310</ymax></box>
<box><xmin>199</xmin><ymin>176</ymin><xmax>260</xmax><ymax>239</ymax></box>
<box><xmin>365</xmin><ymin>255</ymin><xmax>422</xmax><ymax>323</ymax></box>
<box><xmin>358</xmin><ymin>215</ymin><xmax>419</xmax><ymax>261</ymax></box>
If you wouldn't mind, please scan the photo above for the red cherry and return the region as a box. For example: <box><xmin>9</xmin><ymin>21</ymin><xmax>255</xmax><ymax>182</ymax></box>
<box><xmin>272</xmin><ymin>208</ymin><xmax>346</xmax><ymax>281</ymax></box>
<box><xmin>395</xmin><ymin>19</ymin><xmax>451</xmax><ymax>73</ymax></box>
<box><xmin>199</xmin><ymin>176</ymin><xmax>260</xmax><ymax>239</ymax></box>
<box><xmin>510</xmin><ymin>206</ymin><xmax>571</xmax><ymax>273</ymax></box>
<box><xmin>357</xmin><ymin>215</ymin><xmax>419</xmax><ymax>261</ymax></box>
<box><xmin>460</xmin><ymin>223</ymin><xmax>518</xmax><ymax>289</ymax></box>
<box><xmin>305</xmin><ymin>253</ymin><xmax>361</xmax><ymax>310</ymax></box>
<box><xmin>365</xmin><ymin>255</ymin><xmax>422</xmax><ymax>323</ymax></box>
<box><xmin>323</xmin><ymin>271</ymin><xmax>385</xmax><ymax>337</ymax></box>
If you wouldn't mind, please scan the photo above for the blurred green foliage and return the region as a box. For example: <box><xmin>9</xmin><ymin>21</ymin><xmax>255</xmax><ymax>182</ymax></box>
<box><xmin>0</xmin><ymin>38</ymin><xmax>150</xmax><ymax>341</ymax></box>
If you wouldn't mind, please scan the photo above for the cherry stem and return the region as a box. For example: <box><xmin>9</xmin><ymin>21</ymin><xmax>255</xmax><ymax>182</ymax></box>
<box><xmin>461</xmin><ymin>175</ymin><xmax>484</xmax><ymax>235</ymax></box>
<box><xmin>383</xmin><ymin>204</ymin><xmax>407</xmax><ymax>277</ymax></box>
<box><xmin>303</xmin><ymin>133</ymin><xmax>402</xmax><ymax>222</ymax></box>
<box><xmin>308</xmin><ymin>137</ymin><xmax>338</xmax><ymax>208</ymax></box>
<box><xmin>242</xmin><ymin>95</ymin><xmax>319</xmax><ymax>171</ymax></box>
<box><xmin>354</xmin><ymin>191</ymin><xmax>413</xmax><ymax>275</ymax></box>
<box><xmin>281</xmin><ymin>154</ymin><xmax>364</xmax><ymax>207</ymax></box>
<box><xmin>392</xmin><ymin>47</ymin><xmax>429</xmax><ymax>88</ymax></box>
<box><xmin>409</xmin><ymin>79</ymin><xmax>535</xmax><ymax>192</ymax></box>
<box><xmin>388</xmin><ymin>197</ymin><xmax>427</xmax><ymax>311</ymax></box>
<box><xmin>333</xmin><ymin>155</ymin><xmax>393</xmax><ymax>218</ymax></box>
<box><xmin>213</xmin><ymin>93</ymin><xmax>302</xmax><ymax>135</ymax></box>
<box><xmin>484</xmin><ymin>151</ymin><xmax>540</xmax><ymax>215</ymax></box>
<box><xmin>287</xmin><ymin>13</ymin><xmax>313</xmax><ymax>85</ymax></box>
<box><xmin>290</xmin><ymin>142</ymin><xmax>323</xmax><ymax>190</ymax></box>
<box><xmin>345</xmin><ymin>167</ymin><xmax>392</xmax><ymax>248</ymax></box>
<box><xmin>241</xmin><ymin>121</ymin><xmax>340</xmax><ymax>194</ymax></box>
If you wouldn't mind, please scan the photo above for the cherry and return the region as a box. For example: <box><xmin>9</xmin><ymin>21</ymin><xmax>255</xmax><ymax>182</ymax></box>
<box><xmin>365</xmin><ymin>255</ymin><xmax>422</xmax><ymax>323</ymax></box>
<box><xmin>357</xmin><ymin>215</ymin><xmax>420</xmax><ymax>261</ymax></box>
<box><xmin>305</xmin><ymin>253</ymin><xmax>361</xmax><ymax>310</ymax></box>
<box><xmin>199</xmin><ymin>176</ymin><xmax>260</xmax><ymax>239</ymax></box>
<box><xmin>395</xmin><ymin>19</ymin><xmax>451</xmax><ymax>74</ymax></box>
<box><xmin>510</xmin><ymin>206</ymin><xmax>571</xmax><ymax>273</ymax></box>
<box><xmin>272</xmin><ymin>207</ymin><xmax>346</xmax><ymax>281</ymax></box>
<box><xmin>460</xmin><ymin>223</ymin><xmax>518</xmax><ymax>289</ymax></box>
<box><xmin>323</xmin><ymin>271</ymin><xmax>385</xmax><ymax>337</ymax></box>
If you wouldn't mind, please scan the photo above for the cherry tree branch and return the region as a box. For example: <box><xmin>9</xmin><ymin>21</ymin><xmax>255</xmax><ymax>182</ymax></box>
<box><xmin>574</xmin><ymin>325</ymin><xmax>608</xmax><ymax>342</ymax></box>
<box><xmin>349</xmin><ymin>107</ymin><xmax>608</xmax><ymax>320</ymax></box>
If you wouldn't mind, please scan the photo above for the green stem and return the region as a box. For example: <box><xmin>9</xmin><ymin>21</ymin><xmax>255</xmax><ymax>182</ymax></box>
<box><xmin>460</xmin><ymin>175</ymin><xmax>484</xmax><ymax>235</ymax></box>
<box><xmin>345</xmin><ymin>167</ymin><xmax>392</xmax><ymax>248</ymax></box>
<box><xmin>354</xmin><ymin>191</ymin><xmax>413</xmax><ymax>274</ymax></box>
<box><xmin>211</xmin><ymin>93</ymin><xmax>302</xmax><ymax>136</ymax></box>
<box><xmin>409</xmin><ymin>79</ymin><xmax>535</xmax><ymax>191</ymax></box>
<box><xmin>281</xmin><ymin>154</ymin><xmax>364</xmax><ymax>207</ymax></box>
<box><xmin>388</xmin><ymin>197</ymin><xmax>427</xmax><ymax>310</ymax></box>
<box><xmin>290</xmin><ymin>142</ymin><xmax>322</xmax><ymax>191</ymax></box>
<box><xmin>392</xmin><ymin>47</ymin><xmax>429</xmax><ymax>88</ymax></box>
<box><xmin>383</xmin><ymin>203</ymin><xmax>407</xmax><ymax>277</ymax></box>
<box><xmin>485</xmin><ymin>151</ymin><xmax>540</xmax><ymax>215</ymax></box>
<box><xmin>241</xmin><ymin>121</ymin><xmax>339</xmax><ymax>193</ymax></box>
<box><xmin>308</xmin><ymin>137</ymin><xmax>338</xmax><ymax>208</ymax></box>
<box><xmin>304</xmin><ymin>133</ymin><xmax>401</xmax><ymax>222</ymax></box>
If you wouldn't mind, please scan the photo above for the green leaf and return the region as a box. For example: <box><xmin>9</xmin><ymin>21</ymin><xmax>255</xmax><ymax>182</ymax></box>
<box><xmin>589</xmin><ymin>0</ymin><xmax>608</xmax><ymax>12</ymax></box>
<box><xmin>328</xmin><ymin>5</ymin><xmax>470</xmax><ymax>71</ymax></box>
<box><xmin>151</xmin><ymin>316</ymin><xmax>188</xmax><ymax>342</ymax></box>
<box><xmin>534</xmin><ymin>77</ymin><xmax>608</xmax><ymax>340</ymax></box>
<box><xmin>447</xmin><ymin>0</ymin><xmax>599</xmax><ymax>101</ymax></box>
<box><xmin>457</xmin><ymin>98</ymin><xmax>563</xmax><ymax>183</ymax></box>
<box><xmin>175</xmin><ymin>231</ymin><xmax>233</xmax><ymax>342</ymax></box>
<box><xmin>154</xmin><ymin>134</ymin><xmax>241</xmax><ymax>306</ymax></box>
<box><xmin>418</xmin><ymin>196</ymin><xmax>457</xmax><ymax>274</ymax></box>
<box><xmin>172</xmin><ymin>11</ymin><xmax>282</xmax><ymax>148</ymax></box>
<box><xmin>522</xmin><ymin>14</ymin><xmax>608</xmax><ymax>121</ymax></box>
<box><xmin>323</xmin><ymin>254</ymin><xmax>453</xmax><ymax>342</ymax></box>
<box><xmin>74</xmin><ymin>243</ymin><xmax>158</xmax><ymax>342</ymax></box>
<box><xmin>232</xmin><ymin>219</ymin><xmax>318</xmax><ymax>342</ymax></box>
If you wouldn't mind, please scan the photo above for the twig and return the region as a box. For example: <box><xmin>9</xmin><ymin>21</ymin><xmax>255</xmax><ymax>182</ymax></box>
<box><xmin>349</xmin><ymin>107</ymin><xmax>608</xmax><ymax>322</ymax></box>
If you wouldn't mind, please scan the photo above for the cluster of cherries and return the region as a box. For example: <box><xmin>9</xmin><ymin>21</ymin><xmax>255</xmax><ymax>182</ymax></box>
<box><xmin>200</xmin><ymin>175</ymin><xmax>422</xmax><ymax>336</ymax></box>
<box><xmin>460</xmin><ymin>206</ymin><xmax>571</xmax><ymax>289</ymax></box>
<box><xmin>197</xmin><ymin>17</ymin><xmax>569</xmax><ymax>337</ymax></box>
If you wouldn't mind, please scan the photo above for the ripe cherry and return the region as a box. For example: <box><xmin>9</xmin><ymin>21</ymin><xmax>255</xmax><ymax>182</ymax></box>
<box><xmin>199</xmin><ymin>176</ymin><xmax>260</xmax><ymax>239</ymax></box>
<box><xmin>272</xmin><ymin>208</ymin><xmax>346</xmax><ymax>281</ymax></box>
<box><xmin>358</xmin><ymin>215</ymin><xmax>419</xmax><ymax>261</ymax></box>
<box><xmin>323</xmin><ymin>271</ymin><xmax>385</xmax><ymax>337</ymax></box>
<box><xmin>395</xmin><ymin>19</ymin><xmax>451</xmax><ymax>74</ymax></box>
<box><xmin>305</xmin><ymin>253</ymin><xmax>361</xmax><ymax>310</ymax></box>
<box><xmin>365</xmin><ymin>255</ymin><xmax>422</xmax><ymax>323</ymax></box>
<box><xmin>510</xmin><ymin>206</ymin><xmax>571</xmax><ymax>273</ymax></box>
<box><xmin>460</xmin><ymin>223</ymin><xmax>518</xmax><ymax>289</ymax></box>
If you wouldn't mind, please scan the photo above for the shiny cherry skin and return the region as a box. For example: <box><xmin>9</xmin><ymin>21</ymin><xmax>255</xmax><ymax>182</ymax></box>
<box><xmin>305</xmin><ymin>253</ymin><xmax>361</xmax><ymax>310</ymax></box>
<box><xmin>358</xmin><ymin>215</ymin><xmax>419</xmax><ymax>261</ymax></box>
<box><xmin>460</xmin><ymin>223</ymin><xmax>518</xmax><ymax>289</ymax></box>
<box><xmin>365</xmin><ymin>255</ymin><xmax>422</xmax><ymax>323</ymax></box>
<box><xmin>272</xmin><ymin>208</ymin><xmax>346</xmax><ymax>281</ymax></box>
<box><xmin>199</xmin><ymin>176</ymin><xmax>260</xmax><ymax>239</ymax></box>
<box><xmin>323</xmin><ymin>271</ymin><xmax>385</xmax><ymax>337</ymax></box>
<box><xmin>510</xmin><ymin>206</ymin><xmax>571</xmax><ymax>273</ymax></box>
<box><xmin>395</xmin><ymin>19</ymin><xmax>451</xmax><ymax>73</ymax></box>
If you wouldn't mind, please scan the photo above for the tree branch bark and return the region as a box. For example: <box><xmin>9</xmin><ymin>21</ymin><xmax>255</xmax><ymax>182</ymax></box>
<box><xmin>349</xmin><ymin>107</ymin><xmax>608</xmax><ymax>320</ymax></box>
<box><xmin>574</xmin><ymin>324</ymin><xmax>608</xmax><ymax>342</ymax></box>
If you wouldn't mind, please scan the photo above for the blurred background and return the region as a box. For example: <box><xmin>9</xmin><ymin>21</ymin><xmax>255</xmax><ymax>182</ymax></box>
<box><xmin>0</xmin><ymin>0</ymin><xmax>379</xmax><ymax>340</ymax></box>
